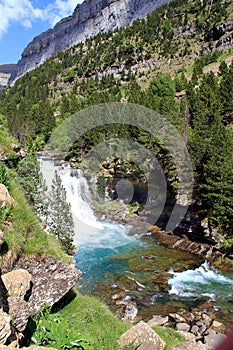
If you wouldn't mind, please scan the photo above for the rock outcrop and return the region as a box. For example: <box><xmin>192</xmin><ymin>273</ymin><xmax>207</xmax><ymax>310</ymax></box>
<box><xmin>9</xmin><ymin>0</ymin><xmax>169</xmax><ymax>85</ymax></box>
<box><xmin>0</xmin><ymin>185</ymin><xmax>15</xmax><ymax>209</ymax></box>
<box><xmin>0</xmin><ymin>254</ymin><xmax>81</xmax><ymax>344</ymax></box>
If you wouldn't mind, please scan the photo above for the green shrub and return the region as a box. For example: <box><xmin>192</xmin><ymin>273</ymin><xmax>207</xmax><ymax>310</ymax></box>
<box><xmin>0</xmin><ymin>162</ymin><xmax>11</xmax><ymax>190</ymax></box>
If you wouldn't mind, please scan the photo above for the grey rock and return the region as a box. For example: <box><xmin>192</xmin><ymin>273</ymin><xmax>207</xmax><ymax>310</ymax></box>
<box><xmin>7</xmin><ymin>297</ymin><xmax>30</xmax><ymax>332</ymax></box>
<box><xmin>169</xmin><ymin>313</ymin><xmax>186</xmax><ymax>323</ymax></box>
<box><xmin>148</xmin><ymin>315</ymin><xmax>169</xmax><ymax>327</ymax></box>
<box><xmin>10</xmin><ymin>0</ymin><xmax>169</xmax><ymax>85</ymax></box>
<box><xmin>172</xmin><ymin>340</ymin><xmax>205</xmax><ymax>350</ymax></box>
<box><xmin>175</xmin><ymin>322</ymin><xmax>190</xmax><ymax>332</ymax></box>
<box><xmin>190</xmin><ymin>325</ymin><xmax>199</xmax><ymax>336</ymax></box>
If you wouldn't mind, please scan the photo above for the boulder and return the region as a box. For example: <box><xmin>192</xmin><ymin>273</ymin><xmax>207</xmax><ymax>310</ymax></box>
<box><xmin>16</xmin><ymin>254</ymin><xmax>82</xmax><ymax>314</ymax></box>
<box><xmin>204</xmin><ymin>329</ymin><xmax>227</xmax><ymax>350</ymax></box>
<box><xmin>210</xmin><ymin>320</ymin><xmax>225</xmax><ymax>333</ymax></box>
<box><xmin>118</xmin><ymin>321</ymin><xmax>165</xmax><ymax>350</ymax></box>
<box><xmin>175</xmin><ymin>323</ymin><xmax>190</xmax><ymax>332</ymax></box>
<box><xmin>0</xmin><ymin>310</ymin><xmax>11</xmax><ymax>344</ymax></box>
<box><xmin>122</xmin><ymin>302</ymin><xmax>138</xmax><ymax>321</ymax></box>
<box><xmin>1</xmin><ymin>269</ymin><xmax>31</xmax><ymax>298</ymax></box>
<box><xmin>0</xmin><ymin>185</ymin><xmax>15</xmax><ymax>208</ymax></box>
<box><xmin>148</xmin><ymin>315</ymin><xmax>169</xmax><ymax>327</ymax></box>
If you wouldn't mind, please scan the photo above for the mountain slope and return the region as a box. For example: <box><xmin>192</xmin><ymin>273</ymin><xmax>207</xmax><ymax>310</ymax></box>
<box><xmin>0</xmin><ymin>64</ymin><xmax>16</xmax><ymax>90</ymax></box>
<box><xmin>9</xmin><ymin>0</ymin><xmax>169</xmax><ymax>85</ymax></box>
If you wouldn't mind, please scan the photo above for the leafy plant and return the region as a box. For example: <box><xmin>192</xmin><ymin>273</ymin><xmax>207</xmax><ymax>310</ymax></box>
<box><xmin>31</xmin><ymin>307</ymin><xmax>90</xmax><ymax>349</ymax></box>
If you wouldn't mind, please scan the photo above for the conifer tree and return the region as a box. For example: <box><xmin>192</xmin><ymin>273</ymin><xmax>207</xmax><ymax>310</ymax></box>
<box><xmin>48</xmin><ymin>171</ymin><xmax>75</xmax><ymax>253</ymax></box>
<box><xmin>189</xmin><ymin>73</ymin><xmax>233</xmax><ymax>234</ymax></box>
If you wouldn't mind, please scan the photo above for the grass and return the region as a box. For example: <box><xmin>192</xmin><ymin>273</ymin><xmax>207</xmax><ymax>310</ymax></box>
<box><xmin>2</xmin><ymin>176</ymin><xmax>71</xmax><ymax>263</ymax></box>
<box><xmin>29</xmin><ymin>293</ymin><xmax>131</xmax><ymax>350</ymax></box>
<box><xmin>152</xmin><ymin>326</ymin><xmax>185</xmax><ymax>350</ymax></box>
<box><xmin>28</xmin><ymin>292</ymin><xmax>186</xmax><ymax>350</ymax></box>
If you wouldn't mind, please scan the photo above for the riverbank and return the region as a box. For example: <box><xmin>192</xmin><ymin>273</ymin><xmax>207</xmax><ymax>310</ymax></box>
<box><xmin>92</xmin><ymin>198</ymin><xmax>233</xmax><ymax>270</ymax></box>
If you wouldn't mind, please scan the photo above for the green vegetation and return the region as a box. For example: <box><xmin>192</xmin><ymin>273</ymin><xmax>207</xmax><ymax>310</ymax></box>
<box><xmin>28</xmin><ymin>293</ymin><xmax>131</xmax><ymax>350</ymax></box>
<box><xmin>153</xmin><ymin>326</ymin><xmax>185</xmax><ymax>350</ymax></box>
<box><xmin>0</xmin><ymin>162</ymin><xmax>10</xmax><ymax>190</ymax></box>
<box><xmin>0</xmin><ymin>0</ymin><xmax>232</xmax><ymax>240</ymax></box>
<box><xmin>47</xmin><ymin>170</ymin><xmax>75</xmax><ymax>254</ymax></box>
<box><xmin>27</xmin><ymin>294</ymin><xmax>186</xmax><ymax>350</ymax></box>
<box><xmin>1</xmin><ymin>174</ymin><xmax>71</xmax><ymax>263</ymax></box>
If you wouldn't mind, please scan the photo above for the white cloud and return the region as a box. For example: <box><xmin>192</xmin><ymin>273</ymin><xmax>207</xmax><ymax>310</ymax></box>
<box><xmin>44</xmin><ymin>0</ymin><xmax>82</xmax><ymax>26</ymax></box>
<box><xmin>0</xmin><ymin>0</ymin><xmax>82</xmax><ymax>40</ymax></box>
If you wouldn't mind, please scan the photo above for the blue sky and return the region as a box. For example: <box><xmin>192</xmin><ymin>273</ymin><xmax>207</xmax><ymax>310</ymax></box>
<box><xmin>0</xmin><ymin>0</ymin><xmax>83</xmax><ymax>64</ymax></box>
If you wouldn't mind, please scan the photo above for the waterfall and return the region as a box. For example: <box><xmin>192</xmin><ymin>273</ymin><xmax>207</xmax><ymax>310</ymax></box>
<box><xmin>40</xmin><ymin>159</ymin><xmax>134</xmax><ymax>247</ymax></box>
<box><xmin>40</xmin><ymin>159</ymin><xmax>233</xmax><ymax>311</ymax></box>
<box><xmin>59</xmin><ymin>165</ymin><xmax>135</xmax><ymax>248</ymax></box>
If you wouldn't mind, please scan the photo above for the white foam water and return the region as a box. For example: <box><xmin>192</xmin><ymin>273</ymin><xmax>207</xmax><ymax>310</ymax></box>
<box><xmin>59</xmin><ymin>166</ymin><xmax>134</xmax><ymax>248</ymax></box>
<box><xmin>168</xmin><ymin>261</ymin><xmax>233</xmax><ymax>301</ymax></box>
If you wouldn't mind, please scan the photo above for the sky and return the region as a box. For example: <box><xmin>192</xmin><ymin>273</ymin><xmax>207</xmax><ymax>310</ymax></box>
<box><xmin>0</xmin><ymin>0</ymin><xmax>83</xmax><ymax>64</ymax></box>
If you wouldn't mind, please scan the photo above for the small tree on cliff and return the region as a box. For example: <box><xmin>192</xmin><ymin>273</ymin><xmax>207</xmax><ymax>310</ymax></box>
<box><xmin>48</xmin><ymin>171</ymin><xmax>74</xmax><ymax>253</ymax></box>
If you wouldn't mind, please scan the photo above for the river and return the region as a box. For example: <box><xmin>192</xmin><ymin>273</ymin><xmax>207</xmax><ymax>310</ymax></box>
<box><xmin>40</xmin><ymin>159</ymin><xmax>233</xmax><ymax>322</ymax></box>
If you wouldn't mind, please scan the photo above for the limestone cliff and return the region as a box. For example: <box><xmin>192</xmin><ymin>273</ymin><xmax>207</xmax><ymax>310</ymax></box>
<box><xmin>9</xmin><ymin>0</ymin><xmax>169</xmax><ymax>84</ymax></box>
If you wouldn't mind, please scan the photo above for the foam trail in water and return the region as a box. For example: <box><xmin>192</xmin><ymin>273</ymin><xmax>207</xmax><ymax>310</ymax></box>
<box><xmin>168</xmin><ymin>261</ymin><xmax>233</xmax><ymax>301</ymax></box>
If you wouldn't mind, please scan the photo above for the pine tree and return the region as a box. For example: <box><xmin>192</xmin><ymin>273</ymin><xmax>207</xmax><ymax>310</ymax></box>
<box><xmin>188</xmin><ymin>73</ymin><xmax>233</xmax><ymax>234</ymax></box>
<box><xmin>48</xmin><ymin>171</ymin><xmax>75</xmax><ymax>253</ymax></box>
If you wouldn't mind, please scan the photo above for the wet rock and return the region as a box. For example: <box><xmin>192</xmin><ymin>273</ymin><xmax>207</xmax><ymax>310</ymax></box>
<box><xmin>0</xmin><ymin>310</ymin><xmax>11</xmax><ymax>344</ymax></box>
<box><xmin>118</xmin><ymin>321</ymin><xmax>165</xmax><ymax>350</ymax></box>
<box><xmin>148</xmin><ymin>315</ymin><xmax>169</xmax><ymax>327</ymax></box>
<box><xmin>122</xmin><ymin>302</ymin><xmax>138</xmax><ymax>321</ymax></box>
<box><xmin>1</xmin><ymin>269</ymin><xmax>31</xmax><ymax>298</ymax></box>
<box><xmin>111</xmin><ymin>291</ymin><xmax>126</xmax><ymax>301</ymax></box>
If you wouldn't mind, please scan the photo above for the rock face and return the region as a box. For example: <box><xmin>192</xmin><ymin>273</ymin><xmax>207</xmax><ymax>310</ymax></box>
<box><xmin>9</xmin><ymin>0</ymin><xmax>169</xmax><ymax>84</ymax></box>
<box><xmin>15</xmin><ymin>254</ymin><xmax>82</xmax><ymax>314</ymax></box>
<box><xmin>0</xmin><ymin>254</ymin><xmax>81</xmax><ymax>343</ymax></box>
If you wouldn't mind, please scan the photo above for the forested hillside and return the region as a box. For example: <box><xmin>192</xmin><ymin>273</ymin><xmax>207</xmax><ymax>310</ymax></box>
<box><xmin>0</xmin><ymin>0</ymin><xmax>233</xmax><ymax>242</ymax></box>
